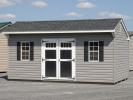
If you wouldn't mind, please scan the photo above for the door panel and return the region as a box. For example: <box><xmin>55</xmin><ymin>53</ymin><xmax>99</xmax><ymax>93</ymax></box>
<box><xmin>60</xmin><ymin>50</ymin><xmax>72</xmax><ymax>59</ymax></box>
<box><xmin>45</xmin><ymin>61</ymin><xmax>56</xmax><ymax>77</ymax></box>
<box><xmin>45</xmin><ymin>50</ymin><xmax>56</xmax><ymax>59</ymax></box>
<box><xmin>60</xmin><ymin>61</ymin><xmax>72</xmax><ymax>78</ymax></box>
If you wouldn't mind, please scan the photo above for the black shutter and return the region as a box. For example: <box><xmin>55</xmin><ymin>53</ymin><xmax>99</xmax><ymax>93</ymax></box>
<box><xmin>99</xmin><ymin>41</ymin><xmax>104</xmax><ymax>62</ymax></box>
<box><xmin>17</xmin><ymin>42</ymin><xmax>21</xmax><ymax>61</ymax></box>
<box><xmin>30</xmin><ymin>42</ymin><xmax>34</xmax><ymax>61</ymax></box>
<box><xmin>84</xmin><ymin>41</ymin><xmax>88</xmax><ymax>62</ymax></box>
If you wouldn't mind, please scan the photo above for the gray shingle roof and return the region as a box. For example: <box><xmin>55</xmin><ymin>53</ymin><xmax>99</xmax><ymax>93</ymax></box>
<box><xmin>0</xmin><ymin>22</ymin><xmax>11</xmax><ymax>29</ymax></box>
<box><xmin>2</xmin><ymin>18</ymin><xmax>121</xmax><ymax>32</ymax></box>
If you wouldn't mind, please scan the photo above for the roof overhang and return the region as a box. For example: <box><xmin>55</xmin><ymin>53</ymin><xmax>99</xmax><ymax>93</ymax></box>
<box><xmin>2</xmin><ymin>30</ymin><xmax>115</xmax><ymax>35</ymax></box>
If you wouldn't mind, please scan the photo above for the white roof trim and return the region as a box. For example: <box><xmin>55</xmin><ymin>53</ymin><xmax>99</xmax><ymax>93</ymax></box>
<box><xmin>120</xmin><ymin>19</ymin><xmax>130</xmax><ymax>40</ymax></box>
<box><xmin>0</xmin><ymin>23</ymin><xmax>11</xmax><ymax>30</ymax></box>
<box><xmin>2</xmin><ymin>30</ymin><xmax>115</xmax><ymax>34</ymax></box>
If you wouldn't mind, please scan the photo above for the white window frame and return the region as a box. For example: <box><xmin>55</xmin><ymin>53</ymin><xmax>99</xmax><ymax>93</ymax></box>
<box><xmin>89</xmin><ymin>41</ymin><xmax>99</xmax><ymax>62</ymax></box>
<box><xmin>21</xmin><ymin>41</ymin><xmax>30</xmax><ymax>61</ymax></box>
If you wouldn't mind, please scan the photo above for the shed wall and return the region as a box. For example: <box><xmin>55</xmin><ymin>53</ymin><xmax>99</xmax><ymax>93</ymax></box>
<box><xmin>129</xmin><ymin>36</ymin><xmax>133</xmax><ymax>70</ymax></box>
<box><xmin>0</xmin><ymin>34</ymin><xmax>8</xmax><ymax>72</ymax></box>
<box><xmin>8</xmin><ymin>33</ymin><xmax>114</xmax><ymax>83</ymax></box>
<box><xmin>114</xmin><ymin>22</ymin><xmax>129</xmax><ymax>83</ymax></box>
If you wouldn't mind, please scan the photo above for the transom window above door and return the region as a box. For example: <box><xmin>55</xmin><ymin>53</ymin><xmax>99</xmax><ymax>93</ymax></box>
<box><xmin>61</xmin><ymin>42</ymin><xmax>72</xmax><ymax>48</ymax></box>
<box><xmin>46</xmin><ymin>43</ymin><xmax>56</xmax><ymax>48</ymax></box>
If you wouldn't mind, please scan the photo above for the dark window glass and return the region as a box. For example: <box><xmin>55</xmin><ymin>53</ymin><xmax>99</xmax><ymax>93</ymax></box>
<box><xmin>45</xmin><ymin>50</ymin><xmax>56</xmax><ymax>59</ymax></box>
<box><xmin>61</xmin><ymin>43</ymin><xmax>72</xmax><ymax>48</ymax></box>
<box><xmin>45</xmin><ymin>61</ymin><xmax>56</xmax><ymax>77</ymax></box>
<box><xmin>46</xmin><ymin>43</ymin><xmax>56</xmax><ymax>48</ymax></box>
<box><xmin>94</xmin><ymin>42</ymin><xmax>98</xmax><ymax>46</ymax></box>
<box><xmin>90</xmin><ymin>42</ymin><xmax>93</xmax><ymax>46</ymax></box>
<box><xmin>60</xmin><ymin>61</ymin><xmax>72</xmax><ymax>78</ymax></box>
<box><xmin>61</xmin><ymin>50</ymin><xmax>71</xmax><ymax>59</ymax></box>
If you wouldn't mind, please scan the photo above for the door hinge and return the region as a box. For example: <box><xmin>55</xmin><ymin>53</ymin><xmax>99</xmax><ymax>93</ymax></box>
<box><xmin>42</xmin><ymin>58</ymin><xmax>45</xmax><ymax>61</ymax></box>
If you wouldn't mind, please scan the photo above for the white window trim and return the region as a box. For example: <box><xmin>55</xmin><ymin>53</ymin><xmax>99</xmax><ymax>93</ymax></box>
<box><xmin>89</xmin><ymin>41</ymin><xmax>99</xmax><ymax>62</ymax></box>
<box><xmin>20</xmin><ymin>41</ymin><xmax>30</xmax><ymax>61</ymax></box>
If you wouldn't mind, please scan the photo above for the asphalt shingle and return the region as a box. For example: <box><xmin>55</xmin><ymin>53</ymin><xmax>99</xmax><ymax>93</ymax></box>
<box><xmin>2</xmin><ymin>18</ymin><xmax>121</xmax><ymax>32</ymax></box>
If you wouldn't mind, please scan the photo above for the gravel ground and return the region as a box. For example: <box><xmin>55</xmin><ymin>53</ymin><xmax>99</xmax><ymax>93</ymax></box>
<box><xmin>0</xmin><ymin>72</ymin><xmax>133</xmax><ymax>100</ymax></box>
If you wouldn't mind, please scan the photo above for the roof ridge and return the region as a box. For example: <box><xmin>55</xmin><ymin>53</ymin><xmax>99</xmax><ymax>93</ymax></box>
<box><xmin>15</xmin><ymin>18</ymin><xmax>122</xmax><ymax>23</ymax></box>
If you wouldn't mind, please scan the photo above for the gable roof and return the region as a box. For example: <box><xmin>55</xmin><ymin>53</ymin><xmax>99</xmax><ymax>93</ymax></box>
<box><xmin>0</xmin><ymin>22</ymin><xmax>11</xmax><ymax>30</ymax></box>
<box><xmin>2</xmin><ymin>18</ymin><xmax>121</xmax><ymax>32</ymax></box>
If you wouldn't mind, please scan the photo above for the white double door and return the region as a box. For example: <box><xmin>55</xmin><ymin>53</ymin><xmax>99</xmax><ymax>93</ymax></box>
<box><xmin>41</xmin><ymin>38</ymin><xmax>75</xmax><ymax>79</ymax></box>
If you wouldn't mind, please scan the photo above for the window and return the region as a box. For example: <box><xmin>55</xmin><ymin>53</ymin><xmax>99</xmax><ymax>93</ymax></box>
<box><xmin>46</xmin><ymin>43</ymin><xmax>56</xmax><ymax>48</ymax></box>
<box><xmin>89</xmin><ymin>41</ymin><xmax>99</xmax><ymax>61</ymax></box>
<box><xmin>61</xmin><ymin>43</ymin><xmax>72</xmax><ymax>48</ymax></box>
<box><xmin>84</xmin><ymin>41</ymin><xmax>104</xmax><ymax>62</ymax></box>
<box><xmin>21</xmin><ymin>42</ymin><xmax>30</xmax><ymax>60</ymax></box>
<box><xmin>17</xmin><ymin>42</ymin><xmax>34</xmax><ymax>61</ymax></box>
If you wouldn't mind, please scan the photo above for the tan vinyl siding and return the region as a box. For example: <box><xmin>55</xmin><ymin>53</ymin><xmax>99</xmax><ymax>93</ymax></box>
<box><xmin>0</xmin><ymin>34</ymin><xmax>8</xmax><ymax>72</ymax></box>
<box><xmin>114</xmin><ymin>22</ymin><xmax>129</xmax><ymax>83</ymax></box>
<box><xmin>8</xmin><ymin>34</ymin><xmax>114</xmax><ymax>83</ymax></box>
<box><xmin>129</xmin><ymin>36</ymin><xmax>133</xmax><ymax>70</ymax></box>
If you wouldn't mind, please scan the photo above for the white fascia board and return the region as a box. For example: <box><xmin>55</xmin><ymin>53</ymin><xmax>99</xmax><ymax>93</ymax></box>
<box><xmin>2</xmin><ymin>30</ymin><xmax>115</xmax><ymax>34</ymax></box>
<box><xmin>0</xmin><ymin>23</ymin><xmax>11</xmax><ymax>30</ymax></box>
<box><xmin>120</xmin><ymin>19</ymin><xmax>130</xmax><ymax>40</ymax></box>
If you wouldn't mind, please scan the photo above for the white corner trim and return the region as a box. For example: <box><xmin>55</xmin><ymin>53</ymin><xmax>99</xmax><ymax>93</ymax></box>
<box><xmin>2</xmin><ymin>30</ymin><xmax>115</xmax><ymax>34</ymax></box>
<box><xmin>120</xmin><ymin>19</ymin><xmax>130</xmax><ymax>40</ymax></box>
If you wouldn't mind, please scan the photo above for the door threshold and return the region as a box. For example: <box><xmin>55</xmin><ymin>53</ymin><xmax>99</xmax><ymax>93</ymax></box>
<box><xmin>42</xmin><ymin>77</ymin><xmax>75</xmax><ymax>81</ymax></box>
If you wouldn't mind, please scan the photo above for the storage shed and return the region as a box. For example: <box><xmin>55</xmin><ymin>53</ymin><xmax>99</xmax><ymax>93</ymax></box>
<box><xmin>0</xmin><ymin>22</ymin><xmax>11</xmax><ymax>72</ymax></box>
<box><xmin>2</xmin><ymin>18</ymin><xmax>129</xmax><ymax>83</ymax></box>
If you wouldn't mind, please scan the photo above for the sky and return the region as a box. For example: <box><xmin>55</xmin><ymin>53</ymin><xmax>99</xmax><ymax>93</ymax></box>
<box><xmin>0</xmin><ymin>0</ymin><xmax>133</xmax><ymax>31</ymax></box>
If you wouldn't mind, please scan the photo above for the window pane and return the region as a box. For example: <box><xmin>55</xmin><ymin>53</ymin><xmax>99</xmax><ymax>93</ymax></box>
<box><xmin>90</xmin><ymin>47</ymin><xmax>93</xmax><ymax>50</ymax></box>
<box><xmin>61</xmin><ymin>50</ymin><xmax>71</xmax><ymax>59</ymax></box>
<box><xmin>94</xmin><ymin>56</ymin><xmax>98</xmax><ymax>60</ymax></box>
<box><xmin>90</xmin><ymin>52</ymin><xmax>93</xmax><ymax>60</ymax></box>
<box><xmin>25</xmin><ymin>52</ymin><xmax>29</xmax><ymax>56</ymax></box>
<box><xmin>94</xmin><ymin>52</ymin><xmax>98</xmax><ymax>60</ymax></box>
<box><xmin>46</xmin><ymin>43</ymin><xmax>56</xmax><ymax>48</ymax></box>
<box><xmin>45</xmin><ymin>50</ymin><xmax>56</xmax><ymax>59</ymax></box>
<box><xmin>90</xmin><ymin>42</ymin><xmax>93</xmax><ymax>46</ymax></box>
<box><xmin>61</xmin><ymin>43</ymin><xmax>72</xmax><ymax>48</ymax></box>
<box><xmin>94</xmin><ymin>42</ymin><xmax>98</xmax><ymax>46</ymax></box>
<box><xmin>45</xmin><ymin>61</ymin><xmax>56</xmax><ymax>77</ymax></box>
<box><xmin>60</xmin><ymin>61</ymin><xmax>72</xmax><ymax>78</ymax></box>
<box><xmin>22</xmin><ymin>56</ymin><xmax>25</xmax><ymax>60</ymax></box>
<box><xmin>25</xmin><ymin>43</ymin><xmax>29</xmax><ymax>46</ymax></box>
<box><xmin>25</xmin><ymin>56</ymin><xmax>29</xmax><ymax>60</ymax></box>
<box><xmin>22</xmin><ymin>47</ymin><xmax>25</xmax><ymax>50</ymax></box>
<box><xmin>94</xmin><ymin>52</ymin><xmax>98</xmax><ymax>57</ymax></box>
<box><xmin>22</xmin><ymin>52</ymin><xmax>25</xmax><ymax>55</ymax></box>
<box><xmin>26</xmin><ymin>47</ymin><xmax>29</xmax><ymax>50</ymax></box>
<box><xmin>94</xmin><ymin>47</ymin><xmax>98</xmax><ymax>51</ymax></box>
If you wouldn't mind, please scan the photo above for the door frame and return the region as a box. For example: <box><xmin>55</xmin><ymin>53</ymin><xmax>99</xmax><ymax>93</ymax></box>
<box><xmin>41</xmin><ymin>38</ymin><xmax>76</xmax><ymax>80</ymax></box>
